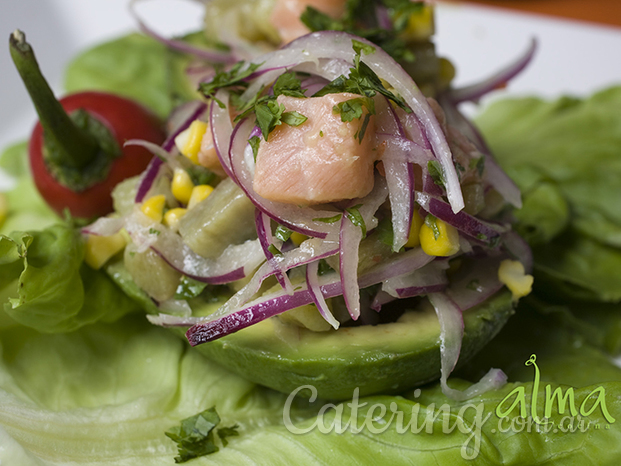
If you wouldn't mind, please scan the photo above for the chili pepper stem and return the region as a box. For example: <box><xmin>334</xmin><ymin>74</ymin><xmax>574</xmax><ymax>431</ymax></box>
<box><xmin>9</xmin><ymin>29</ymin><xmax>99</xmax><ymax>169</ymax></box>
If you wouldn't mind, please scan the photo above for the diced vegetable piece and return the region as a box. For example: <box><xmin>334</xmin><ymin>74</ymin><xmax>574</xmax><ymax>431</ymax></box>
<box><xmin>84</xmin><ymin>231</ymin><xmax>127</xmax><ymax>270</ymax></box>
<box><xmin>140</xmin><ymin>194</ymin><xmax>166</xmax><ymax>222</ymax></box>
<box><xmin>175</xmin><ymin>120</ymin><xmax>208</xmax><ymax>164</ymax></box>
<box><xmin>124</xmin><ymin>242</ymin><xmax>181</xmax><ymax>302</ymax></box>
<box><xmin>290</xmin><ymin>231</ymin><xmax>307</xmax><ymax>246</ymax></box>
<box><xmin>171</xmin><ymin>168</ymin><xmax>194</xmax><ymax>204</ymax></box>
<box><xmin>187</xmin><ymin>184</ymin><xmax>214</xmax><ymax>210</ymax></box>
<box><xmin>163</xmin><ymin>207</ymin><xmax>187</xmax><ymax>231</ymax></box>
<box><xmin>111</xmin><ymin>175</ymin><xmax>139</xmax><ymax>216</ymax></box>
<box><xmin>419</xmin><ymin>216</ymin><xmax>460</xmax><ymax>257</ymax></box>
<box><xmin>178</xmin><ymin>177</ymin><xmax>256</xmax><ymax>259</ymax></box>
<box><xmin>398</xmin><ymin>4</ymin><xmax>435</xmax><ymax>42</ymax></box>
<box><xmin>498</xmin><ymin>259</ymin><xmax>533</xmax><ymax>301</ymax></box>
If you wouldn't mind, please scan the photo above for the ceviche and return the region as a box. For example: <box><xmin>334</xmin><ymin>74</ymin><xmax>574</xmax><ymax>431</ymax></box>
<box><xmin>2</xmin><ymin>0</ymin><xmax>621</xmax><ymax>464</ymax></box>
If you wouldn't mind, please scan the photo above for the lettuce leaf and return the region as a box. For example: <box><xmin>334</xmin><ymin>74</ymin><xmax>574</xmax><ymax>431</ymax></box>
<box><xmin>0</xmin><ymin>222</ymin><xmax>139</xmax><ymax>333</ymax></box>
<box><xmin>477</xmin><ymin>86</ymin><xmax>621</xmax><ymax>254</ymax></box>
<box><xmin>0</xmin><ymin>142</ymin><xmax>58</xmax><ymax>235</ymax></box>
<box><xmin>477</xmin><ymin>86</ymin><xmax>621</xmax><ymax>351</ymax></box>
<box><xmin>64</xmin><ymin>33</ymin><xmax>199</xmax><ymax>119</ymax></box>
<box><xmin>1</xmin><ymin>305</ymin><xmax>621</xmax><ymax>465</ymax></box>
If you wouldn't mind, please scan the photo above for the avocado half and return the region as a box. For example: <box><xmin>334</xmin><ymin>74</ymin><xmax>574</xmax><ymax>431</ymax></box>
<box><xmin>174</xmin><ymin>290</ymin><xmax>514</xmax><ymax>400</ymax></box>
<box><xmin>107</xmin><ymin>261</ymin><xmax>514</xmax><ymax>400</ymax></box>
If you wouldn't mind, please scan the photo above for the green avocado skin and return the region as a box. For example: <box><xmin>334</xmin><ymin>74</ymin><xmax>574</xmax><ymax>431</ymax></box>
<box><xmin>170</xmin><ymin>290</ymin><xmax>515</xmax><ymax>401</ymax></box>
<box><xmin>107</xmin><ymin>260</ymin><xmax>514</xmax><ymax>401</ymax></box>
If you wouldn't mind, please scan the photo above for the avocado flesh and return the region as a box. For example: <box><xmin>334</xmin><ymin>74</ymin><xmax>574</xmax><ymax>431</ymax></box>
<box><xmin>107</xmin><ymin>260</ymin><xmax>514</xmax><ymax>400</ymax></box>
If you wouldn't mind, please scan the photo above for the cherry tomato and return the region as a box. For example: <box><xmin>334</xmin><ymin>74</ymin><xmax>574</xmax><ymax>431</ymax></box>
<box><xmin>28</xmin><ymin>92</ymin><xmax>165</xmax><ymax>218</ymax></box>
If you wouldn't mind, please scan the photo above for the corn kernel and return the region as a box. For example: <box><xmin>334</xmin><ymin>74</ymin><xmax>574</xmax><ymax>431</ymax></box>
<box><xmin>171</xmin><ymin>168</ymin><xmax>194</xmax><ymax>204</ymax></box>
<box><xmin>290</xmin><ymin>231</ymin><xmax>308</xmax><ymax>246</ymax></box>
<box><xmin>187</xmin><ymin>185</ymin><xmax>214</xmax><ymax>210</ymax></box>
<box><xmin>174</xmin><ymin>120</ymin><xmax>208</xmax><ymax>164</ymax></box>
<box><xmin>140</xmin><ymin>194</ymin><xmax>166</xmax><ymax>223</ymax></box>
<box><xmin>400</xmin><ymin>4</ymin><xmax>434</xmax><ymax>42</ymax></box>
<box><xmin>163</xmin><ymin>207</ymin><xmax>187</xmax><ymax>230</ymax></box>
<box><xmin>404</xmin><ymin>209</ymin><xmax>424</xmax><ymax>248</ymax></box>
<box><xmin>498</xmin><ymin>259</ymin><xmax>533</xmax><ymax>301</ymax></box>
<box><xmin>0</xmin><ymin>193</ymin><xmax>7</xmax><ymax>228</ymax></box>
<box><xmin>419</xmin><ymin>216</ymin><xmax>460</xmax><ymax>257</ymax></box>
<box><xmin>84</xmin><ymin>231</ymin><xmax>127</xmax><ymax>270</ymax></box>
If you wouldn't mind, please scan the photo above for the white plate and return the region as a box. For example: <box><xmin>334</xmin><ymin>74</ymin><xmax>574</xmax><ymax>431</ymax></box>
<box><xmin>0</xmin><ymin>0</ymin><xmax>620</xmax><ymax>185</ymax></box>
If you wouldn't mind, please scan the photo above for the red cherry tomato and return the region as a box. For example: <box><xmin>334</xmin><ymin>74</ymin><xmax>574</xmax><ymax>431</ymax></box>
<box><xmin>29</xmin><ymin>92</ymin><xmax>165</xmax><ymax>218</ymax></box>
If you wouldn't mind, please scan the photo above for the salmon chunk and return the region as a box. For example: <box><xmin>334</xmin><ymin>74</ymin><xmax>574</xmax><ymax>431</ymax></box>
<box><xmin>253</xmin><ymin>93</ymin><xmax>377</xmax><ymax>205</ymax></box>
<box><xmin>270</xmin><ymin>0</ymin><xmax>346</xmax><ymax>44</ymax></box>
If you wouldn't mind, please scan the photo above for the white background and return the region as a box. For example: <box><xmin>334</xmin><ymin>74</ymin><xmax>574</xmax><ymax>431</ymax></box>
<box><xmin>1</xmin><ymin>0</ymin><xmax>620</xmax><ymax>184</ymax></box>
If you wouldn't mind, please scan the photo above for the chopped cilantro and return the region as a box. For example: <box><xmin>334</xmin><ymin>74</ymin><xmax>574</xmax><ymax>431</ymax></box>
<box><xmin>273</xmin><ymin>71</ymin><xmax>307</xmax><ymax>98</ymax></box>
<box><xmin>199</xmin><ymin>61</ymin><xmax>261</xmax><ymax>107</ymax></box>
<box><xmin>148</xmin><ymin>227</ymin><xmax>160</xmax><ymax>236</ymax></box>
<box><xmin>312</xmin><ymin>213</ymin><xmax>343</xmax><ymax>223</ymax></box>
<box><xmin>466</xmin><ymin>278</ymin><xmax>482</xmax><ymax>292</ymax></box>
<box><xmin>248</xmin><ymin>135</ymin><xmax>261</xmax><ymax>161</ymax></box>
<box><xmin>470</xmin><ymin>155</ymin><xmax>485</xmax><ymax>177</ymax></box>
<box><xmin>314</xmin><ymin>41</ymin><xmax>410</xmax><ymax>114</ymax></box>
<box><xmin>427</xmin><ymin>160</ymin><xmax>445</xmax><ymax>189</ymax></box>
<box><xmin>424</xmin><ymin>214</ymin><xmax>441</xmax><ymax>240</ymax></box>
<box><xmin>254</xmin><ymin>100</ymin><xmax>307</xmax><ymax>140</ymax></box>
<box><xmin>332</xmin><ymin>97</ymin><xmax>374</xmax><ymax>122</ymax></box>
<box><xmin>165</xmin><ymin>407</ymin><xmax>238</xmax><ymax>463</ymax></box>
<box><xmin>300</xmin><ymin>0</ymin><xmax>425</xmax><ymax>63</ymax></box>
<box><xmin>345</xmin><ymin>204</ymin><xmax>367</xmax><ymax>237</ymax></box>
<box><xmin>318</xmin><ymin>259</ymin><xmax>335</xmax><ymax>275</ymax></box>
<box><xmin>281</xmin><ymin>111</ymin><xmax>308</xmax><ymax>127</ymax></box>
<box><xmin>376</xmin><ymin>216</ymin><xmax>395</xmax><ymax>248</ymax></box>
<box><xmin>186</xmin><ymin>165</ymin><xmax>218</xmax><ymax>187</ymax></box>
<box><xmin>217</xmin><ymin>426</ymin><xmax>239</xmax><ymax>447</ymax></box>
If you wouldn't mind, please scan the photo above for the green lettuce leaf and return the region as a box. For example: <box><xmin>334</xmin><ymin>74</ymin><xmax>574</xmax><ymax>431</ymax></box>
<box><xmin>477</xmin><ymin>86</ymin><xmax>621</xmax><ymax>251</ymax></box>
<box><xmin>0</xmin><ymin>142</ymin><xmax>58</xmax><ymax>235</ymax></box>
<box><xmin>477</xmin><ymin>86</ymin><xmax>621</xmax><ymax>349</ymax></box>
<box><xmin>0</xmin><ymin>222</ymin><xmax>139</xmax><ymax>333</ymax></box>
<box><xmin>64</xmin><ymin>33</ymin><xmax>200</xmax><ymax>119</ymax></box>
<box><xmin>1</xmin><ymin>306</ymin><xmax>621</xmax><ymax>465</ymax></box>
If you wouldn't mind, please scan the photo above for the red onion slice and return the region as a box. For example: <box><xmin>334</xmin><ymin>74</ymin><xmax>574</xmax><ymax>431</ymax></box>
<box><xmin>129</xmin><ymin>0</ymin><xmax>237</xmax><ymax>64</ymax></box>
<box><xmin>437</xmin><ymin>93</ymin><xmax>522</xmax><ymax>209</ymax></box>
<box><xmin>182</xmin><ymin>246</ymin><xmax>433</xmax><ymax>339</ymax></box>
<box><xmin>382</xmin><ymin>260</ymin><xmax>449</xmax><ymax>299</ymax></box>
<box><xmin>449</xmin><ymin>38</ymin><xmax>538</xmax><ymax>105</ymax></box>
<box><xmin>255</xmin><ymin>209</ymin><xmax>293</xmax><ymax>293</ymax></box>
<box><xmin>416</xmin><ymin>192</ymin><xmax>508</xmax><ymax>245</ymax></box>
<box><xmin>210</xmin><ymin>91</ymin><xmax>236</xmax><ymax>179</ymax></box>
<box><xmin>445</xmin><ymin>255</ymin><xmax>505</xmax><ymax>312</ymax></box>
<box><xmin>135</xmin><ymin>101</ymin><xmax>207</xmax><ymax>203</ymax></box>
<box><xmin>430</xmin><ymin>290</ymin><xmax>507</xmax><ymax>401</ymax></box>
<box><xmin>306</xmin><ymin>260</ymin><xmax>340</xmax><ymax>329</ymax></box>
<box><xmin>339</xmin><ymin>212</ymin><xmax>364</xmax><ymax>320</ymax></box>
